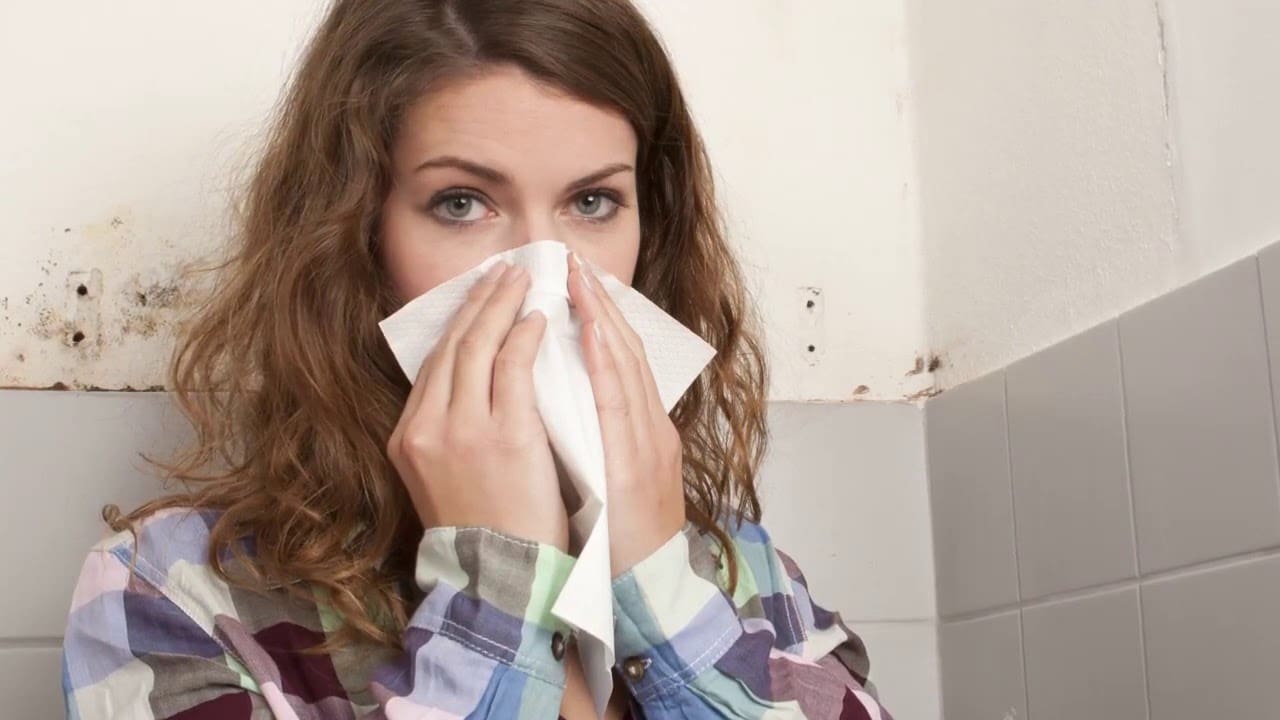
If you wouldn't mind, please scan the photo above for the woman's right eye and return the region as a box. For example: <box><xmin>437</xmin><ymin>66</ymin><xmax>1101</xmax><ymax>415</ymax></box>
<box><xmin>429</xmin><ymin>191</ymin><xmax>492</xmax><ymax>225</ymax></box>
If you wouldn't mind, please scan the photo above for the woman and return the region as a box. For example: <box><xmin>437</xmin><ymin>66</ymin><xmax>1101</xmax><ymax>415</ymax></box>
<box><xmin>61</xmin><ymin>1</ymin><xmax>892</xmax><ymax>718</ymax></box>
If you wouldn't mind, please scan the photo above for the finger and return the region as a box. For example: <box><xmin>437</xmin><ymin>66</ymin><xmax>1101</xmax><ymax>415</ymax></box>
<box><xmin>451</xmin><ymin>264</ymin><xmax>532</xmax><ymax>415</ymax></box>
<box><xmin>406</xmin><ymin>261</ymin><xmax>510</xmax><ymax>421</ymax></box>
<box><xmin>580</xmin><ymin>258</ymin><xmax>645</xmax><ymax>359</ymax></box>
<box><xmin>582</xmin><ymin>318</ymin><xmax>637</xmax><ymax>463</ymax></box>
<box><xmin>570</xmin><ymin>264</ymin><xmax>654</xmax><ymax>447</ymax></box>
<box><xmin>491</xmin><ymin>309</ymin><xmax>547</xmax><ymax>424</ymax></box>
<box><xmin>572</xmin><ymin>258</ymin><xmax>665</xmax><ymax>422</ymax></box>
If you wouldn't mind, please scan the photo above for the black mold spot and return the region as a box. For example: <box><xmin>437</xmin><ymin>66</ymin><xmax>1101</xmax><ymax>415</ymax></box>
<box><xmin>76</xmin><ymin>284</ymin><xmax>88</xmax><ymax>296</ymax></box>
<box><xmin>72</xmin><ymin>330</ymin><xmax>85</xmax><ymax>344</ymax></box>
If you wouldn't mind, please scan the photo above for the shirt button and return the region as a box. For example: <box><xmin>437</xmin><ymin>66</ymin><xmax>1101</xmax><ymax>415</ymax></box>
<box><xmin>550</xmin><ymin>631</ymin><xmax>567</xmax><ymax>661</ymax></box>
<box><xmin>621</xmin><ymin>656</ymin><xmax>649</xmax><ymax>682</ymax></box>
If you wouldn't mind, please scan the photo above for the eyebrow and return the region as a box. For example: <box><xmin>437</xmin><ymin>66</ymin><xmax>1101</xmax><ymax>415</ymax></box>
<box><xmin>414</xmin><ymin>155</ymin><xmax>633</xmax><ymax>193</ymax></box>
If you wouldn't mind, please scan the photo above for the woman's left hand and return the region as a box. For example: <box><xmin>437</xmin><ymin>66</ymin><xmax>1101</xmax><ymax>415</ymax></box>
<box><xmin>567</xmin><ymin>253</ymin><xmax>686</xmax><ymax>577</ymax></box>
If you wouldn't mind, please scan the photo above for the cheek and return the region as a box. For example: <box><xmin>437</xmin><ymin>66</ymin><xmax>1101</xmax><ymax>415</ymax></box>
<box><xmin>573</xmin><ymin>221</ymin><xmax>641</xmax><ymax>287</ymax></box>
<box><xmin>379</xmin><ymin>194</ymin><xmax>472</xmax><ymax>301</ymax></box>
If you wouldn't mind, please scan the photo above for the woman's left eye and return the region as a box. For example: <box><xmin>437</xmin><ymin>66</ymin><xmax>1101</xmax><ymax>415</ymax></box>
<box><xmin>573</xmin><ymin>191</ymin><xmax>620</xmax><ymax>220</ymax></box>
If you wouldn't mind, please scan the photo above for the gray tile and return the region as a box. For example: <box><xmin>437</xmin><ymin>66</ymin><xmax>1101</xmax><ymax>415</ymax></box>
<box><xmin>0</xmin><ymin>646</ymin><xmax>64</xmax><ymax>717</ymax></box>
<box><xmin>1259</xmin><ymin>242</ymin><xmax>1280</xmax><ymax>452</ymax></box>
<box><xmin>848</xmin><ymin>621</ymin><xmax>940</xmax><ymax>720</ymax></box>
<box><xmin>926</xmin><ymin>371</ymin><xmax>1020</xmax><ymax>616</ymax></box>
<box><xmin>0</xmin><ymin>390</ymin><xmax>189</xmax><ymax>638</ymax></box>
<box><xmin>1143</xmin><ymin>554</ymin><xmax>1280</xmax><ymax>720</ymax></box>
<box><xmin>1007</xmin><ymin>321</ymin><xmax>1137</xmax><ymax>598</ymax></box>
<box><xmin>1118</xmin><ymin>256</ymin><xmax>1280</xmax><ymax>573</ymax></box>
<box><xmin>1022</xmin><ymin>587</ymin><xmax>1147</xmax><ymax>720</ymax></box>
<box><xmin>938</xmin><ymin>611</ymin><xmax>1026</xmax><ymax>720</ymax></box>
<box><xmin>759</xmin><ymin>402</ymin><xmax>935</xmax><ymax>621</ymax></box>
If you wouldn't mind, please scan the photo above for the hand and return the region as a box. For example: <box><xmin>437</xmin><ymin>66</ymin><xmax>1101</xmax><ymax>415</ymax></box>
<box><xmin>386</xmin><ymin>261</ymin><xmax>569</xmax><ymax>551</ymax></box>
<box><xmin>567</xmin><ymin>253</ymin><xmax>686</xmax><ymax>576</ymax></box>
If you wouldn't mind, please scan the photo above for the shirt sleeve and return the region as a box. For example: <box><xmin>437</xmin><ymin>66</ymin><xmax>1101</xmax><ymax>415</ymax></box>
<box><xmin>61</xmin><ymin>525</ymin><xmax>577</xmax><ymax>719</ymax></box>
<box><xmin>609</xmin><ymin>520</ymin><xmax>893</xmax><ymax>719</ymax></box>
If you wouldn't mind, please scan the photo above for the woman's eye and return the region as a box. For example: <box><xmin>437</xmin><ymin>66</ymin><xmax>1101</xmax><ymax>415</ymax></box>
<box><xmin>574</xmin><ymin>192</ymin><xmax>619</xmax><ymax>219</ymax></box>
<box><xmin>430</xmin><ymin>193</ymin><xmax>490</xmax><ymax>223</ymax></box>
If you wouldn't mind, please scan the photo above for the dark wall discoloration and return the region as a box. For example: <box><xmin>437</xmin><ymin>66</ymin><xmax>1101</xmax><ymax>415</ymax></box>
<box><xmin>905</xmin><ymin>352</ymin><xmax>944</xmax><ymax>377</ymax></box>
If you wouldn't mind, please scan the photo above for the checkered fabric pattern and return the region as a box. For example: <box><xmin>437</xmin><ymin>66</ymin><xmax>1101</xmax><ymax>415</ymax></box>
<box><xmin>62</xmin><ymin>507</ymin><xmax>893</xmax><ymax>719</ymax></box>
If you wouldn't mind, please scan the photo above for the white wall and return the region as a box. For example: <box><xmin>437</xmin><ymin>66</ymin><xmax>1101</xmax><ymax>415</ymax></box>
<box><xmin>905</xmin><ymin>0</ymin><xmax>1179</xmax><ymax>390</ymax></box>
<box><xmin>1</xmin><ymin>0</ymin><xmax>931</xmax><ymax>402</ymax></box>
<box><xmin>906</xmin><ymin>0</ymin><xmax>1280</xmax><ymax>391</ymax></box>
<box><xmin>1159</xmin><ymin>0</ymin><xmax>1280</xmax><ymax>272</ymax></box>
<box><xmin>0</xmin><ymin>1</ymin><xmax>325</xmax><ymax>390</ymax></box>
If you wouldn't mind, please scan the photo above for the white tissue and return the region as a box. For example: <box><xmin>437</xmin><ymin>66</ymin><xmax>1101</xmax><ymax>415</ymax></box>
<box><xmin>377</xmin><ymin>240</ymin><xmax>716</xmax><ymax>716</ymax></box>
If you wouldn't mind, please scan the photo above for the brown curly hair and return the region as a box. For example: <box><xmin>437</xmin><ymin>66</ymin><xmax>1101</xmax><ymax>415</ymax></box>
<box><xmin>107</xmin><ymin>0</ymin><xmax>769</xmax><ymax>654</ymax></box>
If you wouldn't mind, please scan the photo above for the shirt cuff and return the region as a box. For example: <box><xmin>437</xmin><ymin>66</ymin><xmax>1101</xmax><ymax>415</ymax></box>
<box><xmin>610</xmin><ymin>526</ymin><xmax>744</xmax><ymax>701</ymax></box>
<box><xmin>413</xmin><ymin>526</ymin><xmax>577</xmax><ymax>687</ymax></box>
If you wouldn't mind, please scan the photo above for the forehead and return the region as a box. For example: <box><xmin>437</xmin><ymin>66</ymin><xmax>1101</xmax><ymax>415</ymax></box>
<box><xmin>396</xmin><ymin>64</ymin><xmax>637</xmax><ymax>175</ymax></box>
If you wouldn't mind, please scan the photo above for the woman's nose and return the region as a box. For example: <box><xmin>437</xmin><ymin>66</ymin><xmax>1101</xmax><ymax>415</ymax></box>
<box><xmin>507</xmin><ymin>215</ymin><xmax>563</xmax><ymax>248</ymax></box>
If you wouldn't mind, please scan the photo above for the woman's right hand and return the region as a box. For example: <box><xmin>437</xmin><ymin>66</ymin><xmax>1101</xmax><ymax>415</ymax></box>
<box><xmin>386</xmin><ymin>261</ymin><xmax>568</xmax><ymax>551</ymax></box>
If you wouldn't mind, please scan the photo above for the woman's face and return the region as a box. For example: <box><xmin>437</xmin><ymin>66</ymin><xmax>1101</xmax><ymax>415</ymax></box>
<box><xmin>379</xmin><ymin>63</ymin><xmax>642</xmax><ymax>303</ymax></box>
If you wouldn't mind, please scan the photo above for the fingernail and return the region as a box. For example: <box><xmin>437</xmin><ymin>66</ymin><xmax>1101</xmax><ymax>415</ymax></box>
<box><xmin>484</xmin><ymin>262</ymin><xmax>507</xmax><ymax>282</ymax></box>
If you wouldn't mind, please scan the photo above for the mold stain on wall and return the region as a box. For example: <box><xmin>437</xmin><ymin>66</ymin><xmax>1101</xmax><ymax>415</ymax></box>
<box><xmin>1</xmin><ymin>208</ymin><xmax>204</xmax><ymax>391</ymax></box>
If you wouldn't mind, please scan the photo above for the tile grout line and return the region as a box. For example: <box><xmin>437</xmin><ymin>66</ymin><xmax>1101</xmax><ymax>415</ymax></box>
<box><xmin>940</xmin><ymin>542</ymin><xmax>1280</xmax><ymax>624</ymax></box>
<box><xmin>1001</xmin><ymin>372</ymin><xmax>1032</xmax><ymax>716</ymax></box>
<box><xmin>1115</xmin><ymin>314</ymin><xmax>1154</xmax><ymax>720</ymax></box>
<box><xmin>0</xmin><ymin>637</ymin><xmax>63</xmax><ymax>649</ymax></box>
<box><xmin>1251</xmin><ymin>253</ymin><xmax>1280</xmax><ymax>525</ymax></box>
<box><xmin>918</xmin><ymin>406</ymin><xmax>946</xmax><ymax>717</ymax></box>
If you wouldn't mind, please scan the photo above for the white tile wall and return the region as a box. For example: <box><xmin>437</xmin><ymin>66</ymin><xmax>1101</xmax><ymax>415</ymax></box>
<box><xmin>926</xmin><ymin>371</ymin><xmax>1020</xmax><ymax>617</ymax></box>
<box><xmin>1006</xmin><ymin>321</ymin><xmax>1137</xmax><ymax>599</ymax></box>
<box><xmin>1143</xmin><ymin>554</ymin><xmax>1280</xmax><ymax>720</ymax></box>
<box><xmin>758</xmin><ymin>401</ymin><xmax>939</xmax><ymax>717</ymax></box>
<box><xmin>0</xmin><ymin>390</ymin><xmax>190</xmax><ymax>638</ymax></box>
<box><xmin>0</xmin><ymin>646</ymin><xmax>64</xmax><ymax>718</ymax></box>
<box><xmin>0</xmin><ymin>390</ymin><xmax>187</xmax><ymax>719</ymax></box>
<box><xmin>938</xmin><ymin>611</ymin><xmax>1026</xmax><ymax>720</ymax></box>
<box><xmin>760</xmin><ymin>401</ymin><xmax>935</xmax><ymax>621</ymax></box>
<box><xmin>851</xmin><ymin>621</ymin><xmax>940</xmax><ymax>720</ymax></box>
<box><xmin>1119</xmin><ymin>255</ymin><xmax>1280</xmax><ymax>573</ymax></box>
<box><xmin>1022</xmin><ymin>588</ymin><xmax>1148</xmax><ymax>720</ymax></box>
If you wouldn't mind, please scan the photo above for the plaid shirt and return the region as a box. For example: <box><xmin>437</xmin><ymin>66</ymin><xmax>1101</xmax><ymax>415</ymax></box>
<box><xmin>61</xmin><ymin>507</ymin><xmax>892</xmax><ymax>719</ymax></box>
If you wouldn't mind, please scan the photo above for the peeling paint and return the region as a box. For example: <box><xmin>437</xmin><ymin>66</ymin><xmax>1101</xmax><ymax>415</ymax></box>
<box><xmin>905</xmin><ymin>354</ymin><xmax>925</xmax><ymax>376</ymax></box>
<box><xmin>905</xmin><ymin>385</ymin><xmax>942</xmax><ymax>401</ymax></box>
